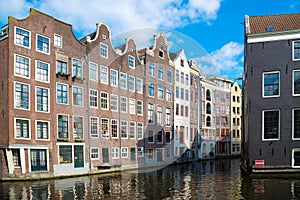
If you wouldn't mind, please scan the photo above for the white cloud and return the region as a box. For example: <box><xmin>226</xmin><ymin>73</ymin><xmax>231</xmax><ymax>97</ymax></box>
<box><xmin>197</xmin><ymin>41</ymin><xmax>244</xmax><ymax>80</ymax></box>
<box><xmin>0</xmin><ymin>0</ymin><xmax>32</xmax><ymax>24</ymax></box>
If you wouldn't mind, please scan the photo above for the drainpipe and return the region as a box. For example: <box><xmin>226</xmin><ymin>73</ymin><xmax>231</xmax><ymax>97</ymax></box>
<box><xmin>118</xmin><ymin>65</ymin><xmax>122</xmax><ymax>167</ymax></box>
<box><xmin>85</xmin><ymin>54</ymin><xmax>91</xmax><ymax>170</ymax></box>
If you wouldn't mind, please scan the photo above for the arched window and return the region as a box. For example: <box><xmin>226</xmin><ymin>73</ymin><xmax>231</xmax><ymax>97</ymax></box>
<box><xmin>206</xmin><ymin>89</ymin><xmax>211</xmax><ymax>101</ymax></box>
<box><xmin>206</xmin><ymin>103</ymin><xmax>211</xmax><ymax>114</ymax></box>
<box><xmin>206</xmin><ymin>116</ymin><xmax>211</xmax><ymax>127</ymax></box>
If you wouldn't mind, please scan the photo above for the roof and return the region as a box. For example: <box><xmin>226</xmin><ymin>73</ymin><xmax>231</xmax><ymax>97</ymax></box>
<box><xmin>248</xmin><ymin>13</ymin><xmax>300</xmax><ymax>34</ymax></box>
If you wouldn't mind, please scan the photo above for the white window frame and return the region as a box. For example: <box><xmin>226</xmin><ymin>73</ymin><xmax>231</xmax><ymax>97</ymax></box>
<box><xmin>137</xmin><ymin>122</ymin><xmax>143</xmax><ymax>139</ymax></box>
<box><xmin>110</xmin><ymin>94</ymin><xmax>118</xmax><ymax>112</ymax></box>
<box><xmin>56</xmin><ymin>82</ymin><xmax>69</xmax><ymax>105</ymax></box>
<box><xmin>120</xmin><ymin>72</ymin><xmax>127</xmax><ymax>90</ymax></box>
<box><xmin>14</xmin><ymin>54</ymin><xmax>30</xmax><ymax>79</ymax></box>
<box><xmin>293</xmin><ymin>41</ymin><xmax>300</xmax><ymax>61</ymax></box>
<box><xmin>128</xmin><ymin>55</ymin><xmax>135</xmax><ymax>68</ymax></box>
<box><xmin>35</xmin><ymin>60</ymin><xmax>50</xmax><ymax>83</ymax></box>
<box><xmin>89</xmin><ymin>89</ymin><xmax>98</xmax><ymax>108</ymax></box>
<box><xmin>72</xmin><ymin>58</ymin><xmax>83</xmax><ymax>78</ymax></box>
<box><xmin>36</xmin><ymin>34</ymin><xmax>50</xmax><ymax>55</ymax></box>
<box><xmin>100</xmin><ymin>65</ymin><xmax>108</xmax><ymax>84</ymax></box>
<box><xmin>35</xmin><ymin>86</ymin><xmax>50</xmax><ymax>113</ymax></box>
<box><xmin>57</xmin><ymin>114</ymin><xmax>69</xmax><ymax>140</ymax></box>
<box><xmin>158</xmin><ymin>85</ymin><xmax>164</xmax><ymax>100</ymax></box>
<box><xmin>110</xmin><ymin>69</ymin><xmax>118</xmax><ymax>87</ymax></box>
<box><xmin>262</xmin><ymin>71</ymin><xmax>280</xmax><ymax>98</ymax></box>
<box><xmin>120</xmin><ymin>96</ymin><xmax>127</xmax><ymax>113</ymax></box>
<box><xmin>129</xmin><ymin>98</ymin><xmax>135</xmax><ymax>114</ymax></box>
<box><xmin>90</xmin><ymin>116</ymin><xmax>99</xmax><ymax>138</ymax></box>
<box><xmin>137</xmin><ymin>100</ymin><xmax>143</xmax><ymax>115</ymax></box>
<box><xmin>35</xmin><ymin>120</ymin><xmax>50</xmax><ymax>141</ymax></box>
<box><xmin>121</xmin><ymin>147</ymin><xmax>128</xmax><ymax>158</ymax></box>
<box><xmin>130</xmin><ymin>121</ymin><xmax>136</xmax><ymax>139</ymax></box>
<box><xmin>138</xmin><ymin>147</ymin><xmax>144</xmax><ymax>157</ymax></box>
<box><xmin>112</xmin><ymin>147</ymin><xmax>119</xmax><ymax>159</ymax></box>
<box><xmin>73</xmin><ymin>115</ymin><xmax>84</xmax><ymax>140</ymax></box>
<box><xmin>14</xmin><ymin>26</ymin><xmax>31</xmax><ymax>49</ymax></box>
<box><xmin>90</xmin><ymin>147</ymin><xmax>99</xmax><ymax>160</ymax></box>
<box><xmin>121</xmin><ymin>120</ymin><xmax>128</xmax><ymax>139</ymax></box>
<box><xmin>72</xmin><ymin>86</ymin><xmax>83</xmax><ymax>107</ymax></box>
<box><xmin>293</xmin><ymin>69</ymin><xmax>300</xmax><ymax>96</ymax></box>
<box><xmin>14</xmin><ymin>81</ymin><xmax>30</xmax><ymax>110</ymax></box>
<box><xmin>293</xmin><ymin>108</ymin><xmax>300</xmax><ymax>140</ymax></box>
<box><xmin>129</xmin><ymin>75</ymin><xmax>135</xmax><ymax>92</ymax></box>
<box><xmin>101</xmin><ymin>118</ymin><xmax>109</xmax><ymax>138</ymax></box>
<box><xmin>100</xmin><ymin>43</ymin><xmax>108</xmax><ymax>58</ymax></box>
<box><xmin>262</xmin><ymin>109</ymin><xmax>280</xmax><ymax>141</ymax></box>
<box><xmin>148</xmin><ymin>61</ymin><xmax>155</xmax><ymax>77</ymax></box>
<box><xmin>14</xmin><ymin>117</ymin><xmax>31</xmax><ymax>140</ymax></box>
<box><xmin>89</xmin><ymin>61</ymin><xmax>98</xmax><ymax>82</ymax></box>
<box><xmin>166</xmin><ymin>88</ymin><xmax>172</xmax><ymax>102</ymax></box>
<box><xmin>136</xmin><ymin>78</ymin><xmax>143</xmax><ymax>94</ymax></box>
<box><xmin>292</xmin><ymin>148</ymin><xmax>300</xmax><ymax>168</ymax></box>
<box><xmin>111</xmin><ymin>119</ymin><xmax>118</xmax><ymax>138</ymax></box>
<box><xmin>100</xmin><ymin>92</ymin><xmax>109</xmax><ymax>110</ymax></box>
<box><xmin>54</xmin><ymin>34</ymin><xmax>62</xmax><ymax>48</ymax></box>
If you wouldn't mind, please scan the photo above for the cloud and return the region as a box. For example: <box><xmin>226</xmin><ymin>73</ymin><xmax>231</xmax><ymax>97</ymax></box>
<box><xmin>197</xmin><ymin>41</ymin><xmax>244</xmax><ymax>80</ymax></box>
<box><xmin>0</xmin><ymin>0</ymin><xmax>32</xmax><ymax>23</ymax></box>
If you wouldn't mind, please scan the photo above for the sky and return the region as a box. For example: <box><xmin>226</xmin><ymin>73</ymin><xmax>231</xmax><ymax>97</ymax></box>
<box><xmin>0</xmin><ymin>0</ymin><xmax>299</xmax><ymax>80</ymax></box>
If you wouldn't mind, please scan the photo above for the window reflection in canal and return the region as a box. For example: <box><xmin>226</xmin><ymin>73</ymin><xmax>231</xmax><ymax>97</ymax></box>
<box><xmin>2</xmin><ymin>159</ymin><xmax>300</xmax><ymax>199</ymax></box>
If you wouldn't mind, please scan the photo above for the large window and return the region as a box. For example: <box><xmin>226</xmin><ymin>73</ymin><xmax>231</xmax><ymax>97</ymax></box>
<box><xmin>148</xmin><ymin>103</ymin><xmax>154</xmax><ymax>124</ymax></box>
<box><xmin>74</xmin><ymin>116</ymin><xmax>83</xmax><ymax>140</ymax></box>
<box><xmin>138</xmin><ymin>147</ymin><xmax>143</xmax><ymax>157</ymax></box>
<box><xmin>72</xmin><ymin>58</ymin><xmax>83</xmax><ymax>78</ymax></box>
<box><xmin>157</xmin><ymin>131</ymin><xmax>163</xmax><ymax>143</ymax></box>
<box><xmin>263</xmin><ymin>71</ymin><xmax>280</xmax><ymax>97</ymax></box>
<box><xmin>166</xmin><ymin>108</ymin><xmax>171</xmax><ymax>126</ymax></box>
<box><xmin>166</xmin><ymin>131</ymin><xmax>171</xmax><ymax>143</ymax></box>
<box><xmin>148</xmin><ymin>62</ymin><xmax>155</xmax><ymax>77</ymax></box>
<box><xmin>56</xmin><ymin>60</ymin><xmax>68</xmax><ymax>74</ymax></box>
<box><xmin>147</xmin><ymin>130</ymin><xmax>154</xmax><ymax>143</ymax></box>
<box><xmin>121</xmin><ymin>121</ymin><xmax>128</xmax><ymax>138</ymax></box>
<box><xmin>128</xmin><ymin>55</ymin><xmax>135</xmax><ymax>68</ymax></box>
<box><xmin>90</xmin><ymin>117</ymin><xmax>99</xmax><ymax>138</ymax></box>
<box><xmin>110</xmin><ymin>94</ymin><xmax>118</xmax><ymax>111</ymax></box>
<box><xmin>121</xmin><ymin>147</ymin><xmax>128</xmax><ymax>158</ymax></box>
<box><xmin>54</xmin><ymin>34</ymin><xmax>62</xmax><ymax>48</ymax></box>
<box><xmin>89</xmin><ymin>62</ymin><xmax>98</xmax><ymax>81</ymax></box>
<box><xmin>100</xmin><ymin>65</ymin><xmax>108</xmax><ymax>84</ymax></box>
<box><xmin>101</xmin><ymin>118</ymin><xmax>109</xmax><ymax>138</ymax></box>
<box><xmin>293</xmin><ymin>41</ymin><xmax>300</xmax><ymax>60</ymax></box>
<box><xmin>166</xmin><ymin>88</ymin><xmax>172</xmax><ymax>102</ymax></box>
<box><xmin>130</xmin><ymin>121</ymin><xmax>136</xmax><ymax>139</ymax></box>
<box><xmin>73</xmin><ymin>86</ymin><xmax>83</xmax><ymax>106</ymax></box>
<box><xmin>36</xmin><ymin>34</ymin><xmax>50</xmax><ymax>54</ymax></box>
<box><xmin>158</xmin><ymin>66</ymin><xmax>164</xmax><ymax>80</ymax></box>
<box><xmin>136</xmin><ymin>78</ymin><xmax>143</xmax><ymax>94</ymax></box>
<box><xmin>129</xmin><ymin>75</ymin><xmax>135</xmax><ymax>92</ymax></box>
<box><xmin>137</xmin><ymin>122</ymin><xmax>143</xmax><ymax>139</ymax></box>
<box><xmin>120</xmin><ymin>96</ymin><xmax>127</xmax><ymax>113</ymax></box>
<box><xmin>262</xmin><ymin>110</ymin><xmax>280</xmax><ymax>140</ymax></box>
<box><xmin>89</xmin><ymin>89</ymin><xmax>98</xmax><ymax>108</ymax></box>
<box><xmin>110</xmin><ymin>69</ymin><xmax>118</xmax><ymax>87</ymax></box>
<box><xmin>58</xmin><ymin>115</ymin><xmax>68</xmax><ymax>139</ymax></box>
<box><xmin>157</xmin><ymin>106</ymin><xmax>163</xmax><ymax>125</ymax></box>
<box><xmin>129</xmin><ymin>98</ymin><xmax>135</xmax><ymax>114</ymax></box>
<box><xmin>100</xmin><ymin>92</ymin><xmax>109</xmax><ymax>110</ymax></box>
<box><xmin>120</xmin><ymin>73</ymin><xmax>127</xmax><ymax>89</ymax></box>
<box><xmin>15</xmin><ymin>27</ymin><xmax>30</xmax><ymax>48</ymax></box>
<box><xmin>36</xmin><ymin>61</ymin><xmax>49</xmax><ymax>82</ymax></box>
<box><xmin>14</xmin><ymin>82</ymin><xmax>29</xmax><ymax>110</ymax></box>
<box><xmin>137</xmin><ymin>100</ymin><xmax>143</xmax><ymax>115</ymax></box>
<box><xmin>148</xmin><ymin>82</ymin><xmax>155</xmax><ymax>97</ymax></box>
<box><xmin>112</xmin><ymin>147</ymin><xmax>119</xmax><ymax>159</ymax></box>
<box><xmin>59</xmin><ymin>145</ymin><xmax>72</xmax><ymax>164</ymax></box>
<box><xmin>36</xmin><ymin>86</ymin><xmax>49</xmax><ymax>112</ymax></box>
<box><xmin>15</xmin><ymin>118</ymin><xmax>30</xmax><ymax>139</ymax></box>
<box><xmin>111</xmin><ymin>119</ymin><xmax>118</xmax><ymax>138</ymax></box>
<box><xmin>15</xmin><ymin>54</ymin><xmax>30</xmax><ymax>78</ymax></box>
<box><xmin>293</xmin><ymin>109</ymin><xmax>300</xmax><ymax>139</ymax></box>
<box><xmin>293</xmin><ymin>70</ymin><xmax>300</xmax><ymax>95</ymax></box>
<box><xmin>167</xmin><ymin>70</ymin><xmax>172</xmax><ymax>83</ymax></box>
<box><xmin>36</xmin><ymin>120</ymin><xmax>49</xmax><ymax>140</ymax></box>
<box><xmin>57</xmin><ymin>83</ymin><xmax>68</xmax><ymax>104</ymax></box>
<box><xmin>175</xmin><ymin>70</ymin><xmax>179</xmax><ymax>82</ymax></box>
<box><xmin>90</xmin><ymin>148</ymin><xmax>99</xmax><ymax>160</ymax></box>
<box><xmin>100</xmin><ymin>43</ymin><xmax>108</xmax><ymax>58</ymax></box>
<box><xmin>158</xmin><ymin>85</ymin><xmax>164</xmax><ymax>99</ymax></box>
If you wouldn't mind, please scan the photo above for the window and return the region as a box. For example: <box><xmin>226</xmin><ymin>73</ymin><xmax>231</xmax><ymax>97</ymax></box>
<box><xmin>100</xmin><ymin>92</ymin><xmax>109</xmax><ymax>110</ymax></box>
<box><xmin>121</xmin><ymin>147</ymin><xmax>128</xmax><ymax>158</ymax></box>
<box><xmin>129</xmin><ymin>75</ymin><xmax>135</xmax><ymax>91</ymax></box>
<box><xmin>36</xmin><ymin>61</ymin><xmax>49</xmax><ymax>82</ymax></box>
<box><xmin>90</xmin><ymin>117</ymin><xmax>99</xmax><ymax>138</ymax></box>
<box><xmin>157</xmin><ymin>131</ymin><xmax>163</xmax><ymax>143</ymax></box>
<box><xmin>159</xmin><ymin>49</ymin><xmax>164</xmax><ymax>58</ymax></box>
<box><xmin>56</xmin><ymin>83</ymin><xmax>68</xmax><ymax>104</ymax></box>
<box><xmin>293</xmin><ymin>41</ymin><xmax>300</xmax><ymax>60</ymax></box>
<box><xmin>73</xmin><ymin>86</ymin><xmax>83</xmax><ymax>106</ymax></box>
<box><xmin>185</xmin><ymin>89</ymin><xmax>189</xmax><ymax>101</ymax></box>
<box><xmin>181</xmin><ymin>88</ymin><xmax>184</xmax><ymax>100</ymax></box>
<box><xmin>185</xmin><ymin>106</ymin><xmax>188</xmax><ymax>117</ymax></box>
<box><xmin>293</xmin><ymin>109</ymin><xmax>300</xmax><ymax>139</ymax></box>
<box><xmin>137</xmin><ymin>100</ymin><xmax>143</xmax><ymax>115</ymax></box>
<box><xmin>130</xmin><ymin>148</ymin><xmax>136</xmax><ymax>161</ymax></box>
<box><xmin>101</xmin><ymin>118</ymin><xmax>109</xmax><ymax>138</ymax></box>
<box><xmin>57</xmin><ymin>115</ymin><xmax>68</xmax><ymax>139</ymax></box>
<box><xmin>100</xmin><ymin>43</ymin><xmax>108</xmax><ymax>58</ymax></box>
<box><xmin>148</xmin><ymin>103</ymin><xmax>154</xmax><ymax>124</ymax></box>
<box><xmin>15</xmin><ymin>118</ymin><xmax>30</xmax><ymax>139</ymax></box>
<box><xmin>147</xmin><ymin>149</ymin><xmax>154</xmax><ymax>159</ymax></box>
<box><xmin>148</xmin><ymin>62</ymin><xmax>155</xmax><ymax>77</ymax></box>
<box><xmin>148</xmin><ymin>82</ymin><xmax>155</xmax><ymax>97</ymax></box>
<box><xmin>263</xmin><ymin>71</ymin><xmax>280</xmax><ymax>97</ymax></box>
<box><xmin>120</xmin><ymin>96</ymin><xmax>127</xmax><ymax>113</ymax></box>
<box><xmin>137</xmin><ymin>122</ymin><xmax>143</xmax><ymax>139</ymax></box>
<box><xmin>148</xmin><ymin>130</ymin><xmax>154</xmax><ymax>143</ymax></box>
<box><xmin>166</xmin><ymin>131</ymin><xmax>171</xmax><ymax>143</ymax></box>
<box><xmin>14</xmin><ymin>82</ymin><xmax>29</xmax><ymax>110</ymax></box>
<box><xmin>181</xmin><ymin>72</ymin><xmax>184</xmax><ymax>83</ymax></box>
<box><xmin>36</xmin><ymin>86</ymin><xmax>49</xmax><ymax>112</ymax></box>
<box><xmin>110</xmin><ymin>94</ymin><xmax>118</xmax><ymax>111</ymax></box>
<box><xmin>90</xmin><ymin>148</ymin><xmax>99</xmax><ymax>160</ymax></box>
<box><xmin>130</xmin><ymin>122</ymin><xmax>136</xmax><ymax>139</ymax></box>
<box><xmin>175</xmin><ymin>70</ymin><xmax>179</xmax><ymax>82</ymax></box>
<box><xmin>12</xmin><ymin>149</ymin><xmax>21</xmax><ymax>167</ymax></box>
<box><xmin>89</xmin><ymin>62</ymin><xmax>98</xmax><ymax>81</ymax></box>
<box><xmin>111</xmin><ymin>119</ymin><xmax>118</xmax><ymax>138</ymax></box>
<box><xmin>36</xmin><ymin>121</ymin><xmax>49</xmax><ymax>140</ymax></box>
<box><xmin>293</xmin><ymin>149</ymin><xmax>300</xmax><ymax>168</ymax></box>
<box><xmin>158</xmin><ymin>85</ymin><xmax>164</xmax><ymax>99</ymax></box>
<box><xmin>110</xmin><ymin>69</ymin><xmax>118</xmax><ymax>87</ymax></box>
<box><xmin>89</xmin><ymin>89</ymin><xmax>98</xmax><ymax>108</ymax></box>
<box><xmin>59</xmin><ymin>145</ymin><xmax>72</xmax><ymax>164</ymax></box>
<box><xmin>36</xmin><ymin>34</ymin><xmax>50</xmax><ymax>54</ymax></box>
<box><xmin>293</xmin><ymin>70</ymin><xmax>300</xmax><ymax>95</ymax></box>
<box><xmin>157</xmin><ymin>106</ymin><xmax>163</xmax><ymax>125</ymax></box>
<box><xmin>138</xmin><ymin>147</ymin><xmax>143</xmax><ymax>157</ymax></box>
<box><xmin>166</xmin><ymin>108</ymin><xmax>171</xmax><ymax>126</ymax></box>
<box><xmin>100</xmin><ymin>65</ymin><xmax>108</xmax><ymax>84</ymax></box>
<box><xmin>120</xmin><ymin>73</ymin><xmax>127</xmax><ymax>89</ymax></box>
<box><xmin>136</xmin><ymin>78</ymin><xmax>143</xmax><ymax>94</ymax></box>
<box><xmin>176</xmin><ymin>104</ymin><xmax>179</xmax><ymax>115</ymax></box>
<box><xmin>167</xmin><ymin>70</ymin><xmax>172</xmax><ymax>83</ymax></box>
<box><xmin>15</xmin><ymin>27</ymin><xmax>30</xmax><ymax>48</ymax></box>
<box><xmin>128</xmin><ymin>55</ymin><xmax>135</xmax><ymax>68</ymax></box>
<box><xmin>121</xmin><ymin>121</ymin><xmax>128</xmax><ymax>138</ymax></box>
<box><xmin>263</xmin><ymin>110</ymin><xmax>280</xmax><ymax>140</ymax></box>
<box><xmin>185</xmin><ymin>74</ymin><xmax>189</xmax><ymax>85</ymax></box>
<box><xmin>72</xmin><ymin>58</ymin><xmax>83</xmax><ymax>78</ymax></box>
<box><xmin>129</xmin><ymin>98</ymin><xmax>135</xmax><ymax>114</ymax></box>
<box><xmin>54</xmin><ymin>34</ymin><xmax>62</xmax><ymax>48</ymax></box>
<box><xmin>176</xmin><ymin>87</ymin><xmax>179</xmax><ymax>98</ymax></box>
<box><xmin>166</xmin><ymin>88</ymin><xmax>172</xmax><ymax>102</ymax></box>
<box><xmin>158</xmin><ymin>66</ymin><xmax>164</xmax><ymax>80</ymax></box>
<box><xmin>112</xmin><ymin>147</ymin><xmax>119</xmax><ymax>159</ymax></box>
<box><xmin>74</xmin><ymin>116</ymin><xmax>83</xmax><ymax>140</ymax></box>
<box><xmin>15</xmin><ymin>54</ymin><xmax>30</xmax><ymax>78</ymax></box>
<box><xmin>56</xmin><ymin>60</ymin><xmax>67</xmax><ymax>74</ymax></box>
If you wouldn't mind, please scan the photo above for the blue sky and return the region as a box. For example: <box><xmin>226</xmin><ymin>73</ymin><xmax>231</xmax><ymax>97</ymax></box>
<box><xmin>0</xmin><ymin>0</ymin><xmax>299</xmax><ymax>80</ymax></box>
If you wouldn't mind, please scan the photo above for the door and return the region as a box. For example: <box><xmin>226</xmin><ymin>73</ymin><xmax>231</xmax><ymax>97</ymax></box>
<box><xmin>74</xmin><ymin>145</ymin><xmax>84</xmax><ymax>168</ymax></box>
<box><xmin>31</xmin><ymin>149</ymin><xmax>47</xmax><ymax>171</ymax></box>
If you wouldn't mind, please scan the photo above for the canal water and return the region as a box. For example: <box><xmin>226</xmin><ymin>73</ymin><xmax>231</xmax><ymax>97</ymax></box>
<box><xmin>1</xmin><ymin>158</ymin><xmax>300</xmax><ymax>199</ymax></box>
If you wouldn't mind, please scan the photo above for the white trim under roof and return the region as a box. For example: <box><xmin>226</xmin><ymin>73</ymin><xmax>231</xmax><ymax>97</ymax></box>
<box><xmin>247</xmin><ymin>29</ymin><xmax>300</xmax><ymax>43</ymax></box>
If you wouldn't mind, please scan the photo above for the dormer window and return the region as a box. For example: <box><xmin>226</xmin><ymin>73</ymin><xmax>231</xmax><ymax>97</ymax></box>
<box><xmin>159</xmin><ymin>49</ymin><xmax>164</xmax><ymax>58</ymax></box>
